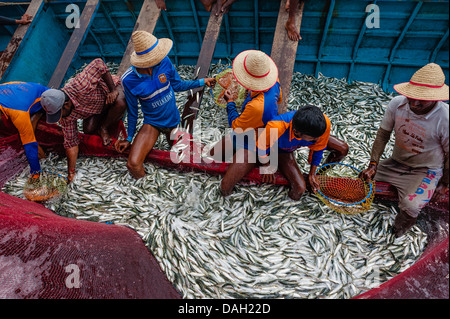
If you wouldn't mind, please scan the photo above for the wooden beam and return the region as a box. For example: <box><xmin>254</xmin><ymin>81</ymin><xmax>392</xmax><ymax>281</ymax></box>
<box><xmin>180</xmin><ymin>3</ymin><xmax>224</xmax><ymax>133</ymax></box>
<box><xmin>117</xmin><ymin>0</ymin><xmax>161</xmax><ymax>76</ymax></box>
<box><xmin>270</xmin><ymin>0</ymin><xmax>304</xmax><ymax>114</ymax></box>
<box><xmin>48</xmin><ymin>0</ymin><xmax>100</xmax><ymax>88</ymax></box>
<box><xmin>0</xmin><ymin>0</ymin><xmax>44</xmax><ymax>81</ymax></box>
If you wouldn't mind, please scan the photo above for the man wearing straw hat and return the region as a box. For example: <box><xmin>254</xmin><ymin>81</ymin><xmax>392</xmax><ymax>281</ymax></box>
<box><xmin>115</xmin><ymin>31</ymin><xmax>215</xmax><ymax>179</ymax></box>
<box><xmin>208</xmin><ymin>49</ymin><xmax>283</xmax><ymax>196</ymax></box>
<box><xmin>360</xmin><ymin>63</ymin><xmax>449</xmax><ymax>237</ymax></box>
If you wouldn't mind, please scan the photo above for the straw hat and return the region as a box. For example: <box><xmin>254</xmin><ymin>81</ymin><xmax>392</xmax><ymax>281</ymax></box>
<box><xmin>232</xmin><ymin>50</ymin><xmax>278</xmax><ymax>91</ymax></box>
<box><xmin>393</xmin><ymin>63</ymin><xmax>449</xmax><ymax>101</ymax></box>
<box><xmin>130</xmin><ymin>31</ymin><xmax>173</xmax><ymax>68</ymax></box>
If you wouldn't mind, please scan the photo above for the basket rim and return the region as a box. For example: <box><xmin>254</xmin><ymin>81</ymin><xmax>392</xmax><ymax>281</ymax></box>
<box><xmin>315</xmin><ymin>162</ymin><xmax>374</xmax><ymax>207</ymax></box>
<box><xmin>210</xmin><ymin>66</ymin><xmax>245</xmax><ymax>107</ymax></box>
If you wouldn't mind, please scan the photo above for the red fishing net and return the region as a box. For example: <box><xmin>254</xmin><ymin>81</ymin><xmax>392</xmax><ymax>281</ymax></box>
<box><xmin>0</xmin><ymin>192</ymin><xmax>181</xmax><ymax>299</ymax></box>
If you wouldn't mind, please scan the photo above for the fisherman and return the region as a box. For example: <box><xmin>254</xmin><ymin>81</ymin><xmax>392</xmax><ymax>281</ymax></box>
<box><xmin>359</xmin><ymin>63</ymin><xmax>449</xmax><ymax>237</ymax></box>
<box><xmin>0</xmin><ymin>82</ymin><xmax>62</xmax><ymax>180</ymax></box>
<box><xmin>115</xmin><ymin>31</ymin><xmax>215</xmax><ymax>179</ymax></box>
<box><xmin>39</xmin><ymin>58</ymin><xmax>127</xmax><ymax>183</ymax></box>
<box><xmin>209</xmin><ymin>50</ymin><xmax>282</xmax><ymax>196</ymax></box>
<box><xmin>257</xmin><ymin>105</ymin><xmax>349</xmax><ymax>200</ymax></box>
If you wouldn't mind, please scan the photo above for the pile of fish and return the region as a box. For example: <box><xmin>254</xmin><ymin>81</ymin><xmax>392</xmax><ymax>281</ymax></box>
<box><xmin>3</xmin><ymin>63</ymin><xmax>428</xmax><ymax>299</ymax></box>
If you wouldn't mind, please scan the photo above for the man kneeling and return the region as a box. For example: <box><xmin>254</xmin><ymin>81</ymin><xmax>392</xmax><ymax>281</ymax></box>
<box><xmin>257</xmin><ymin>105</ymin><xmax>348</xmax><ymax>200</ymax></box>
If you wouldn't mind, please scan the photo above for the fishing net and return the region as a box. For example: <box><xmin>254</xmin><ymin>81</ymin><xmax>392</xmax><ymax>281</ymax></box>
<box><xmin>23</xmin><ymin>170</ymin><xmax>68</xmax><ymax>202</ymax></box>
<box><xmin>0</xmin><ymin>192</ymin><xmax>181</xmax><ymax>299</ymax></box>
<box><xmin>210</xmin><ymin>67</ymin><xmax>247</xmax><ymax>108</ymax></box>
<box><xmin>314</xmin><ymin>163</ymin><xmax>375</xmax><ymax>215</ymax></box>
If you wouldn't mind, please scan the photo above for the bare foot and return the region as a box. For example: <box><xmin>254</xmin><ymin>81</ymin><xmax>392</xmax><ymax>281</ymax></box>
<box><xmin>285</xmin><ymin>0</ymin><xmax>290</xmax><ymax>11</ymax></box>
<box><xmin>154</xmin><ymin>0</ymin><xmax>167</xmax><ymax>10</ymax></box>
<box><xmin>98</xmin><ymin>126</ymin><xmax>112</xmax><ymax>146</ymax></box>
<box><xmin>199</xmin><ymin>0</ymin><xmax>214</xmax><ymax>12</ymax></box>
<box><xmin>285</xmin><ymin>19</ymin><xmax>301</xmax><ymax>41</ymax></box>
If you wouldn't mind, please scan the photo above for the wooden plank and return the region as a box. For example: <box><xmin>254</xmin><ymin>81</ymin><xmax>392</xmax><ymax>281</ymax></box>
<box><xmin>47</xmin><ymin>0</ymin><xmax>100</xmax><ymax>88</ymax></box>
<box><xmin>181</xmin><ymin>3</ymin><xmax>223</xmax><ymax>133</ymax></box>
<box><xmin>270</xmin><ymin>0</ymin><xmax>304</xmax><ymax>114</ymax></box>
<box><xmin>117</xmin><ymin>0</ymin><xmax>161</xmax><ymax>77</ymax></box>
<box><xmin>0</xmin><ymin>0</ymin><xmax>44</xmax><ymax>81</ymax></box>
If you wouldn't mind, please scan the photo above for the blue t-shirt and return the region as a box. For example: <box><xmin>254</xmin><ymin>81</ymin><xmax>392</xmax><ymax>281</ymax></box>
<box><xmin>121</xmin><ymin>57</ymin><xmax>205</xmax><ymax>141</ymax></box>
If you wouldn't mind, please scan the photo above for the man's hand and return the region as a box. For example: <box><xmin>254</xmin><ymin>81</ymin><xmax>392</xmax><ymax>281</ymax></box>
<box><xmin>67</xmin><ymin>170</ymin><xmax>76</xmax><ymax>183</ymax></box>
<box><xmin>431</xmin><ymin>183</ymin><xmax>449</xmax><ymax>203</ymax></box>
<box><xmin>17</xmin><ymin>14</ymin><xmax>32</xmax><ymax>25</ymax></box>
<box><xmin>106</xmin><ymin>89</ymin><xmax>119</xmax><ymax>105</ymax></box>
<box><xmin>223</xmin><ymin>89</ymin><xmax>233</xmax><ymax>102</ymax></box>
<box><xmin>261</xmin><ymin>173</ymin><xmax>275</xmax><ymax>184</ymax></box>
<box><xmin>359</xmin><ymin>163</ymin><xmax>377</xmax><ymax>181</ymax></box>
<box><xmin>204</xmin><ymin>77</ymin><xmax>216</xmax><ymax>88</ymax></box>
<box><xmin>115</xmin><ymin>140</ymin><xmax>131</xmax><ymax>153</ymax></box>
<box><xmin>309</xmin><ymin>173</ymin><xmax>320</xmax><ymax>192</ymax></box>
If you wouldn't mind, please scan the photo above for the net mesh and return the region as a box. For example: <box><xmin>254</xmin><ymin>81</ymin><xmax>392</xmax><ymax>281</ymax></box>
<box><xmin>0</xmin><ymin>192</ymin><xmax>181</xmax><ymax>299</ymax></box>
<box><xmin>315</xmin><ymin>163</ymin><xmax>375</xmax><ymax>215</ymax></box>
<box><xmin>210</xmin><ymin>67</ymin><xmax>246</xmax><ymax>108</ymax></box>
<box><xmin>23</xmin><ymin>171</ymin><xmax>68</xmax><ymax>202</ymax></box>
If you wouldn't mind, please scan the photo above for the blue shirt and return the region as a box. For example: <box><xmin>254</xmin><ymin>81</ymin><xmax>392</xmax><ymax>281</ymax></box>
<box><xmin>121</xmin><ymin>57</ymin><xmax>205</xmax><ymax>141</ymax></box>
<box><xmin>257</xmin><ymin>111</ymin><xmax>332</xmax><ymax>166</ymax></box>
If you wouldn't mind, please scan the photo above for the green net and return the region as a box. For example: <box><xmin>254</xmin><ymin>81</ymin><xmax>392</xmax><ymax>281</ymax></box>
<box><xmin>314</xmin><ymin>163</ymin><xmax>375</xmax><ymax>215</ymax></box>
<box><xmin>210</xmin><ymin>67</ymin><xmax>247</xmax><ymax>108</ymax></box>
<box><xmin>23</xmin><ymin>170</ymin><xmax>68</xmax><ymax>202</ymax></box>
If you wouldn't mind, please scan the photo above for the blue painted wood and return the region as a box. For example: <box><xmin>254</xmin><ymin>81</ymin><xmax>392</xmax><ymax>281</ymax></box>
<box><xmin>189</xmin><ymin>0</ymin><xmax>203</xmax><ymax>46</ymax></box>
<box><xmin>315</xmin><ymin>0</ymin><xmax>335</xmax><ymax>78</ymax></box>
<box><xmin>382</xmin><ymin>1</ymin><xmax>422</xmax><ymax>91</ymax></box>
<box><xmin>1</xmin><ymin>0</ymin><xmax>448</xmax><ymax>92</ymax></box>
<box><xmin>347</xmin><ymin>0</ymin><xmax>378</xmax><ymax>82</ymax></box>
<box><xmin>1</xmin><ymin>4</ymin><xmax>68</xmax><ymax>85</ymax></box>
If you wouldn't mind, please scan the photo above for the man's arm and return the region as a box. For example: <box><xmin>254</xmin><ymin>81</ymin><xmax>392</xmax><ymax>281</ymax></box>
<box><xmin>0</xmin><ymin>14</ymin><xmax>32</xmax><ymax>25</ymax></box>
<box><xmin>102</xmin><ymin>71</ymin><xmax>119</xmax><ymax>104</ymax></box>
<box><xmin>66</xmin><ymin>146</ymin><xmax>79</xmax><ymax>183</ymax></box>
<box><xmin>359</xmin><ymin>127</ymin><xmax>391</xmax><ymax>181</ymax></box>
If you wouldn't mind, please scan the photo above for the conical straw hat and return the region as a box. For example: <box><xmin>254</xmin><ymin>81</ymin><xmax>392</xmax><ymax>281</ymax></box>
<box><xmin>394</xmin><ymin>63</ymin><xmax>449</xmax><ymax>101</ymax></box>
<box><xmin>130</xmin><ymin>31</ymin><xmax>173</xmax><ymax>68</ymax></box>
<box><xmin>232</xmin><ymin>50</ymin><xmax>278</xmax><ymax>91</ymax></box>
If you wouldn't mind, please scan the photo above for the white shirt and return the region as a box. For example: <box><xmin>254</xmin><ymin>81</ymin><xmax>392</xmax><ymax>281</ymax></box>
<box><xmin>380</xmin><ymin>95</ymin><xmax>449</xmax><ymax>169</ymax></box>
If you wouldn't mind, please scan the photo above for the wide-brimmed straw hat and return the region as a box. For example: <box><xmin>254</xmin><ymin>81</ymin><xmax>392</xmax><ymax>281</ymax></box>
<box><xmin>394</xmin><ymin>63</ymin><xmax>449</xmax><ymax>101</ymax></box>
<box><xmin>232</xmin><ymin>50</ymin><xmax>278</xmax><ymax>91</ymax></box>
<box><xmin>130</xmin><ymin>31</ymin><xmax>173</xmax><ymax>68</ymax></box>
